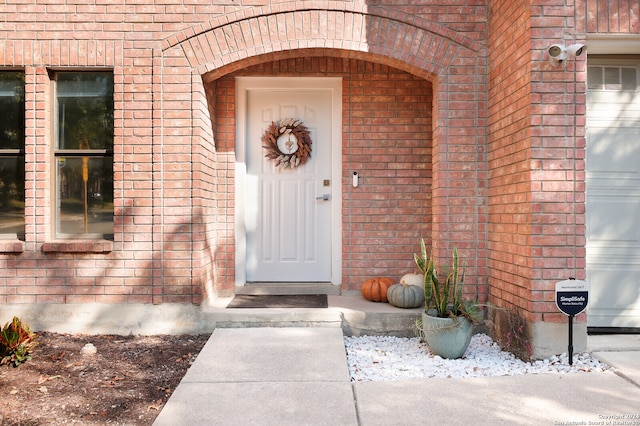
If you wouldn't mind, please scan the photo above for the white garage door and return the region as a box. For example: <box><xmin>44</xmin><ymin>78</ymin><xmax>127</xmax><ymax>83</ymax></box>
<box><xmin>586</xmin><ymin>59</ymin><xmax>640</xmax><ymax>329</ymax></box>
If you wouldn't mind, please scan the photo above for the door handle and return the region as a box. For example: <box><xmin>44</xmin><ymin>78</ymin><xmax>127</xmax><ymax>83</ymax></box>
<box><xmin>315</xmin><ymin>194</ymin><xmax>331</xmax><ymax>201</ymax></box>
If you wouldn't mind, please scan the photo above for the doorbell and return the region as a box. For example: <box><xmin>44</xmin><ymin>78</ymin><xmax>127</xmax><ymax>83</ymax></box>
<box><xmin>352</xmin><ymin>171</ymin><xmax>359</xmax><ymax>188</ymax></box>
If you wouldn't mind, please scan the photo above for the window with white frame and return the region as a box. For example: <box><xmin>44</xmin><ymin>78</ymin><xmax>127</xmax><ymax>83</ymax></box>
<box><xmin>588</xmin><ymin>65</ymin><xmax>638</xmax><ymax>91</ymax></box>
<box><xmin>0</xmin><ymin>71</ymin><xmax>25</xmax><ymax>240</ymax></box>
<box><xmin>54</xmin><ymin>72</ymin><xmax>113</xmax><ymax>239</ymax></box>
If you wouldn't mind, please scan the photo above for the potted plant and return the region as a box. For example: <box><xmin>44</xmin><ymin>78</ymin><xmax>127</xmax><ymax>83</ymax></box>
<box><xmin>414</xmin><ymin>239</ymin><xmax>481</xmax><ymax>359</ymax></box>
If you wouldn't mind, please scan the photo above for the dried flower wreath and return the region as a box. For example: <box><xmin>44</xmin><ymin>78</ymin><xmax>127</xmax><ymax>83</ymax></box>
<box><xmin>261</xmin><ymin>118</ymin><xmax>312</xmax><ymax>169</ymax></box>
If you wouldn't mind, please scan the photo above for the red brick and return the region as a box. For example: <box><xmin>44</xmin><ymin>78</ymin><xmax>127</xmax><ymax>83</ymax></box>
<box><xmin>0</xmin><ymin>2</ymin><xmax>598</xmax><ymax>331</ymax></box>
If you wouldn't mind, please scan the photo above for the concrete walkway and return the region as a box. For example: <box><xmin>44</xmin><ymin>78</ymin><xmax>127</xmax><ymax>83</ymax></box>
<box><xmin>154</xmin><ymin>328</ymin><xmax>640</xmax><ymax>426</ymax></box>
<box><xmin>153</xmin><ymin>328</ymin><xmax>357</xmax><ymax>425</ymax></box>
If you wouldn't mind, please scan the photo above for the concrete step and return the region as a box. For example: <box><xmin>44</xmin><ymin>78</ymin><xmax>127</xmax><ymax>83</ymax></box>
<box><xmin>203</xmin><ymin>291</ymin><xmax>424</xmax><ymax>337</ymax></box>
<box><xmin>235</xmin><ymin>282</ymin><xmax>342</xmax><ymax>296</ymax></box>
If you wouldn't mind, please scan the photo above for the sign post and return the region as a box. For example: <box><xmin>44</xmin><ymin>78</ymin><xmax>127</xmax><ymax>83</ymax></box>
<box><xmin>555</xmin><ymin>279</ymin><xmax>589</xmax><ymax>365</ymax></box>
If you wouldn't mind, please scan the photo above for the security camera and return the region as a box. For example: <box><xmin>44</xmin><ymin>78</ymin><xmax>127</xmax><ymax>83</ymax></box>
<box><xmin>548</xmin><ymin>44</ymin><xmax>567</xmax><ymax>65</ymax></box>
<box><xmin>548</xmin><ymin>43</ymin><xmax>587</xmax><ymax>66</ymax></box>
<box><xmin>566</xmin><ymin>43</ymin><xmax>586</xmax><ymax>58</ymax></box>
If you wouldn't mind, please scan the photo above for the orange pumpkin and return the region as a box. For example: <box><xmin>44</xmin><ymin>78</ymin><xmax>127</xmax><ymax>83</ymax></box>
<box><xmin>361</xmin><ymin>277</ymin><xmax>395</xmax><ymax>303</ymax></box>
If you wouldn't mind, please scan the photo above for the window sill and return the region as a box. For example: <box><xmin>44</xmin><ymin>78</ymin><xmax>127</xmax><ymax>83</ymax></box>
<box><xmin>0</xmin><ymin>240</ymin><xmax>25</xmax><ymax>253</ymax></box>
<box><xmin>42</xmin><ymin>240</ymin><xmax>113</xmax><ymax>253</ymax></box>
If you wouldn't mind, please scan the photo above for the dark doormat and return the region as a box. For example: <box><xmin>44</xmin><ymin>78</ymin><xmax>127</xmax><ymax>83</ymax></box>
<box><xmin>227</xmin><ymin>294</ymin><xmax>328</xmax><ymax>309</ymax></box>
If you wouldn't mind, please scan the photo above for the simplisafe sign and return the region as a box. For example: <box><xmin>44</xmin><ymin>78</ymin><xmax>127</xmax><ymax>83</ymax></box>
<box><xmin>555</xmin><ymin>279</ymin><xmax>589</xmax><ymax>316</ymax></box>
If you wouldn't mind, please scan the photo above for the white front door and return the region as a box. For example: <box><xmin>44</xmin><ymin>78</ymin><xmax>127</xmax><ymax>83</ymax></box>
<box><xmin>586</xmin><ymin>59</ymin><xmax>640</xmax><ymax>328</ymax></box>
<box><xmin>236</xmin><ymin>78</ymin><xmax>342</xmax><ymax>283</ymax></box>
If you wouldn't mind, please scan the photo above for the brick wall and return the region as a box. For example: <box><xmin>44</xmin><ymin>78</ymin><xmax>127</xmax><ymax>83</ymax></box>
<box><xmin>529</xmin><ymin>1</ymin><xmax>587</xmax><ymax>324</ymax></box>
<box><xmin>487</xmin><ymin>1</ymin><xmax>534</xmax><ymax>318</ymax></box>
<box><xmin>211</xmin><ymin>58</ymin><xmax>433</xmax><ymax>291</ymax></box>
<box><xmin>163</xmin><ymin>4</ymin><xmax>488</xmax><ymax>296</ymax></box>
<box><xmin>487</xmin><ymin>0</ymin><xmax>588</xmax><ymax>338</ymax></box>
<box><xmin>583</xmin><ymin>0</ymin><xmax>640</xmax><ymax>33</ymax></box>
<box><xmin>1</xmin><ymin>1</ymin><xmax>488</xmax><ymax>304</ymax></box>
<box><xmin>0</xmin><ymin>0</ymin><xmax>536</xmax><ymax>308</ymax></box>
<box><xmin>0</xmin><ymin>0</ymin><xmax>634</xmax><ymax>357</ymax></box>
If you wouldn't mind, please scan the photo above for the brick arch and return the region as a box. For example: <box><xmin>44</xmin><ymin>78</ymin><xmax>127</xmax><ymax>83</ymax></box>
<box><xmin>162</xmin><ymin>3</ymin><xmax>482</xmax><ymax>80</ymax></box>
<box><xmin>155</xmin><ymin>4</ymin><xmax>487</xmax><ymax>296</ymax></box>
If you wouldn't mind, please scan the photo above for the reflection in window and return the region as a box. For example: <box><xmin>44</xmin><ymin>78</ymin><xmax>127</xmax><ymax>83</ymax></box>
<box><xmin>0</xmin><ymin>72</ymin><xmax>25</xmax><ymax>240</ymax></box>
<box><xmin>55</xmin><ymin>72</ymin><xmax>114</xmax><ymax>239</ymax></box>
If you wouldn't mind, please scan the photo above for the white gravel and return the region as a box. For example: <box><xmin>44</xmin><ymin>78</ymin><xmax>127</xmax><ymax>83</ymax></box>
<box><xmin>344</xmin><ymin>334</ymin><xmax>609</xmax><ymax>382</ymax></box>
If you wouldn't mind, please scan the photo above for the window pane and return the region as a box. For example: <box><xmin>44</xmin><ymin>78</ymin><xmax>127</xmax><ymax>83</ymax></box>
<box><xmin>0</xmin><ymin>72</ymin><xmax>25</xmax><ymax>150</ymax></box>
<box><xmin>0</xmin><ymin>72</ymin><xmax>24</xmax><ymax>239</ymax></box>
<box><xmin>621</xmin><ymin>68</ymin><xmax>638</xmax><ymax>91</ymax></box>
<box><xmin>56</xmin><ymin>73</ymin><xmax>114</xmax><ymax>150</ymax></box>
<box><xmin>604</xmin><ymin>67</ymin><xmax>620</xmax><ymax>90</ymax></box>
<box><xmin>587</xmin><ymin>67</ymin><xmax>603</xmax><ymax>90</ymax></box>
<box><xmin>0</xmin><ymin>156</ymin><xmax>25</xmax><ymax>238</ymax></box>
<box><xmin>56</xmin><ymin>157</ymin><xmax>113</xmax><ymax>236</ymax></box>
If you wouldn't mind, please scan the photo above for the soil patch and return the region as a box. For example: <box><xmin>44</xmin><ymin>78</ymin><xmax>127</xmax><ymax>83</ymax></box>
<box><xmin>0</xmin><ymin>332</ymin><xmax>209</xmax><ymax>425</ymax></box>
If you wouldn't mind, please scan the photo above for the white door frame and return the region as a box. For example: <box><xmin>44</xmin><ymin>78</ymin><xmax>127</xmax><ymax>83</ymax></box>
<box><xmin>234</xmin><ymin>77</ymin><xmax>342</xmax><ymax>287</ymax></box>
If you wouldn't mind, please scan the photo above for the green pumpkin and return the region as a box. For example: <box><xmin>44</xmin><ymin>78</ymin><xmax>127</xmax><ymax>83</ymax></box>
<box><xmin>387</xmin><ymin>283</ymin><xmax>424</xmax><ymax>309</ymax></box>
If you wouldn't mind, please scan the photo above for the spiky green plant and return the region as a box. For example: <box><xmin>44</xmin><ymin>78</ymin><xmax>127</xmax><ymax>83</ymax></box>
<box><xmin>414</xmin><ymin>239</ymin><xmax>481</xmax><ymax>323</ymax></box>
<box><xmin>0</xmin><ymin>316</ymin><xmax>39</xmax><ymax>367</ymax></box>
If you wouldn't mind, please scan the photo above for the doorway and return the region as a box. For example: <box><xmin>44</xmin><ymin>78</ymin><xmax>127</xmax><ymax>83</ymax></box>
<box><xmin>235</xmin><ymin>77</ymin><xmax>342</xmax><ymax>287</ymax></box>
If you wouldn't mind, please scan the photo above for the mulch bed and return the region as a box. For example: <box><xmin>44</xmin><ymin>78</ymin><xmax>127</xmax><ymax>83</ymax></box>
<box><xmin>0</xmin><ymin>332</ymin><xmax>209</xmax><ymax>425</ymax></box>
